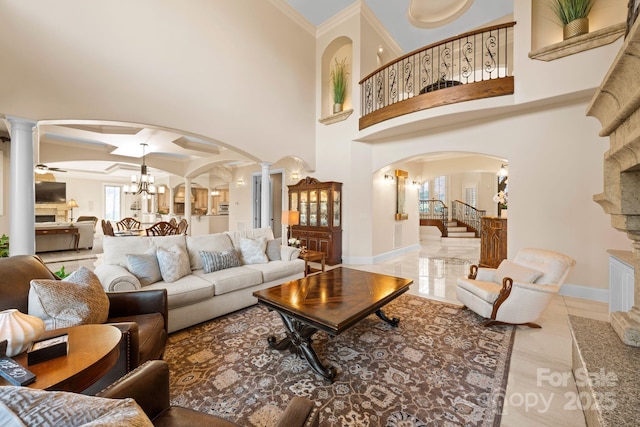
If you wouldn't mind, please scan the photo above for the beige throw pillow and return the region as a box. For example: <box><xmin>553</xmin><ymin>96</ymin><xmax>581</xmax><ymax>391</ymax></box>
<box><xmin>29</xmin><ymin>267</ymin><xmax>110</xmax><ymax>331</ymax></box>
<box><xmin>156</xmin><ymin>245</ymin><xmax>191</xmax><ymax>283</ymax></box>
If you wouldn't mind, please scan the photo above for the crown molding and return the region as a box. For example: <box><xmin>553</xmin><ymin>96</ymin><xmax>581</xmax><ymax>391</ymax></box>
<box><xmin>267</xmin><ymin>0</ymin><xmax>316</xmax><ymax>37</ymax></box>
<box><xmin>360</xmin><ymin>1</ymin><xmax>403</xmax><ymax>57</ymax></box>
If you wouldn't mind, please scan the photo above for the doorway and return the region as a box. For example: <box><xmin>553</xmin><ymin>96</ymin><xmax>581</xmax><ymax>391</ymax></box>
<box><xmin>252</xmin><ymin>171</ymin><xmax>284</xmax><ymax>238</ymax></box>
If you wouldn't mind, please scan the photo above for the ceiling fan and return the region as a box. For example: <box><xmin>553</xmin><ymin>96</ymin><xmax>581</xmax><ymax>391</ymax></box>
<box><xmin>33</xmin><ymin>133</ymin><xmax>67</xmax><ymax>174</ymax></box>
<box><xmin>35</xmin><ymin>163</ymin><xmax>67</xmax><ymax>174</ymax></box>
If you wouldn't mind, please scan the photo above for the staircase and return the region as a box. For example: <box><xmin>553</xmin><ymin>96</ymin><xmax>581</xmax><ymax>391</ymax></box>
<box><xmin>442</xmin><ymin>220</ymin><xmax>480</xmax><ymax>244</ymax></box>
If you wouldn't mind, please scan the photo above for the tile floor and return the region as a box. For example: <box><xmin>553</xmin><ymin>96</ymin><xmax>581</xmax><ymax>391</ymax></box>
<box><xmin>40</xmin><ymin>238</ymin><xmax>610</xmax><ymax>426</ymax></box>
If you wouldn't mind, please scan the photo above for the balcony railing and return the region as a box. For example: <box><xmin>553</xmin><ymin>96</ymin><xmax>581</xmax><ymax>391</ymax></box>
<box><xmin>359</xmin><ymin>22</ymin><xmax>515</xmax><ymax>130</ymax></box>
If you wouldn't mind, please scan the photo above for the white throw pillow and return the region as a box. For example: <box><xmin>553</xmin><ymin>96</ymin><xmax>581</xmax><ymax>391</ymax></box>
<box><xmin>29</xmin><ymin>267</ymin><xmax>110</xmax><ymax>330</ymax></box>
<box><xmin>494</xmin><ymin>260</ymin><xmax>543</xmax><ymax>285</ymax></box>
<box><xmin>156</xmin><ymin>245</ymin><xmax>191</xmax><ymax>283</ymax></box>
<box><xmin>238</xmin><ymin>236</ymin><xmax>268</xmax><ymax>264</ymax></box>
<box><xmin>126</xmin><ymin>247</ymin><xmax>162</xmax><ymax>286</ymax></box>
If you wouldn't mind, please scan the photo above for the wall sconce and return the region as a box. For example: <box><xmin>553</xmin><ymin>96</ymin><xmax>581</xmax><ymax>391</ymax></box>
<box><xmin>290</xmin><ymin>172</ymin><xmax>299</xmax><ymax>181</ymax></box>
<box><xmin>236</xmin><ymin>178</ymin><xmax>245</xmax><ymax>188</ymax></box>
<box><xmin>210</xmin><ymin>189</ymin><xmax>220</xmax><ymax>196</ymax></box>
<box><xmin>497</xmin><ymin>164</ymin><xmax>508</xmax><ymax>177</ymax></box>
<box><xmin>412</xmin><ymin>181</ymin><xmax>420</xmax><ymax>187</ymax></box>
<box><xmin>384</xmin><ymin>174</ymin><xmax>394</xmax><ymax>182</ymax></box>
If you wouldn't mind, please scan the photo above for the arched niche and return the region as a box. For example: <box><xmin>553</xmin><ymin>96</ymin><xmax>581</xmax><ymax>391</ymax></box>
<box><xmin>321</xmin><ymin>37</ymin><xmax>353</xmax><ymax>118</ymax></box>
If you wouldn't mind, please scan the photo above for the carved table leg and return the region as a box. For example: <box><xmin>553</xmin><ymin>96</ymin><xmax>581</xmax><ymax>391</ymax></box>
<box><xmin>375</xmin><ymin>308</ymin><xmax>400</xmax><ymax>327</ymax></box>
<box><xmin>267</xmin><ymin>312</ymin><xmax>337</xmax><ymax>382</ymax></box>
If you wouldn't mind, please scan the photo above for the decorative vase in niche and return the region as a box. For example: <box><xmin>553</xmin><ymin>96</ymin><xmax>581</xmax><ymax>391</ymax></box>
<box><xmin>563</xmin><ymin>18</ymin><xmax>589</xmax><ymax>40</ymax></box>
<box><xmin>333</xmin><ymin>103</ymin><xmax>343</xmax><ymax>114</ymax></box>
<box><xmin>501</xmin><ymin>210</ymin><xmax>508</xmax><ymax>219</ymax></box>
<box><xmin>0</xmin><ymin>309</ymin><xmax>45</xmax><ymax>356</ymax></box>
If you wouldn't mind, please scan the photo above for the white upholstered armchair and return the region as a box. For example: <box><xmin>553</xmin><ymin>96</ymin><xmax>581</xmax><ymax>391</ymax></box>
<box><xmin>456</xmin><ymin>248</ymin><xmax>576</xmax><ymax>328</ymax></box>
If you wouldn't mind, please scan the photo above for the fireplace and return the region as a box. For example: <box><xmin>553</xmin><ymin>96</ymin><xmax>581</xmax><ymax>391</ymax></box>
<box><xmin>35</xmin><ymin>215</ymin><xmax>56</xmax><ymax>223</ymax></box>
<box><xmin>576</xmin><ymin>16</ymin><xmax>640</xmax><ymax>426</ymax></box>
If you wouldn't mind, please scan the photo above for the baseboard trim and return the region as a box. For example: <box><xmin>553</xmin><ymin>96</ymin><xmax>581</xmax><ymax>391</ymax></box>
<box><xmin>342</xmin><ymin>244</ymin><xmax>420</xmax><ymax>266</ymax></box>
<box><xmin>560</xmin><ymin>284</ymin><xmax>609</xmax><ymax>303</ymax></box>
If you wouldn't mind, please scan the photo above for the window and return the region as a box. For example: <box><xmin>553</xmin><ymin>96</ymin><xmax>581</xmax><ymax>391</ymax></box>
<box><xmin>432</xmin><ymin>176</ymin><xmax>446</xmax><ymax>203</ymax></box>
<box><xmin>465</xmin><ymin>186</ymin><xmax>477</xmax><ymax>207</ymax></box>
<box><xmin>104</xmin><ymin>185</ymin><xmax>121</xmax><ymax>221</ymax></box>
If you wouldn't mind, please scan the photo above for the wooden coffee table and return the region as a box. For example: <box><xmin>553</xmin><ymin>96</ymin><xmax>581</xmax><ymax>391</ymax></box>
<box><xmin>253</xmin><ymin>267</ymin><xmax>413</xmax><ymax>381</ymax></box>
<box><xmin>0</xmin><ymin>324</ymin><xmax>121</xmax><ymax>392</ymax></box>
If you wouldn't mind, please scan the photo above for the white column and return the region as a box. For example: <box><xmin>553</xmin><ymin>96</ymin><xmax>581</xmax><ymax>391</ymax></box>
<box><xmin>169</xmin><ymin>187</ymin><xmax>174</xmax><ymax>215</ymax></box>
<box><xmin>184</xmin><ymin>179</ymin><xmax>192</xmax><ymax>235</ymax></box>
<box><xmin>261</xmin><ymin>163</ymin><xmax>271</xmax><ymax>229</ymax></box>
<box><xmin>8</xmin><ymin>117</ymin><xmax>37</xmax><ymax>255</ymax></box>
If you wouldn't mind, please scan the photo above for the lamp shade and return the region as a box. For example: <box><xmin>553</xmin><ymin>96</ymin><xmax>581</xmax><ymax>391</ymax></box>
<box><xmin>67</xmin><ymin>199</ymin><xmax>79</xmax><ymax>209</ymax></box>
<box><xmin>281</xmin><ymin>210</ymin><xmax>300</xmax><ymax>226</ymax></box>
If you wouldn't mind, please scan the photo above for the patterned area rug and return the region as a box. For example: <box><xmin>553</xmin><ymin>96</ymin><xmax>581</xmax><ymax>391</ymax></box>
<box><xmin>165</xmin><ymin>295</ymin><xmax>514</xmax><ymax>426</ymax></box>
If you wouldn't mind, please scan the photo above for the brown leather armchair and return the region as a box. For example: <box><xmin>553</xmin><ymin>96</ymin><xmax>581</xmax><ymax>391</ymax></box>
<box><xmin>98</xmin><ymin>360</ymin><xmax>319</xmax><ymax>427</ymax></box>
<box><xmin>0</xmin><ymin>255</ymin><xmax>168</xmax><ymax>394</ymax></box>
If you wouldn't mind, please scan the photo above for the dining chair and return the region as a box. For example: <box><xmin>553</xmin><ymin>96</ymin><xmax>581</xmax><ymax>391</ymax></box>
<box><xmin>101</xmin><ymin>219</ymin><xmax>115</xmax><ymax>236</ymax></box>
<box><xmin>117</xmin><ymin>217</ymin><xmax>141</xmax><ymax>231</ymax></box>
<box><xmin>169</xmin><ymin>218</ymin><xmax>178</xmax><ymax>227</ymax></box>
<box><xmin>176</xmin><ymin>219</ymin><xmax>188</xmax><ymax>235</ymax></box>
<box><xmin>146</xmin><ymin>221</ymin><xmax>179</xmax><ymax>236</ymax></box>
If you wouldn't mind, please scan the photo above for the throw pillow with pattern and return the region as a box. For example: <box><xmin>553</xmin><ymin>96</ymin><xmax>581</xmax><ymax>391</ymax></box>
<box><xmin>156</xmin><ymin>245</ymin><xmax>191</xmax><ymax>283</ymax></box>
<box><xmin>200</xmin><ymin>248</ymin><xmax>241</xmax><ymax>273</ymax></box>
<box><xmin>238</xmin><ymin>236</ymin><xmax>268</xmax><ymax>265</ymax></box>
<box><xmin>28</xmin><ymin>267</ymin><xmax>110</xmax><ymax>330</ymax></box>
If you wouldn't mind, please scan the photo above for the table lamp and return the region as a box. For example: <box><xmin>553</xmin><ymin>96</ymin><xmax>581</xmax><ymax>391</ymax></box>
<box><xmin>67</xmin><ymin>199</ymin><xmax>79</xmax><ymax>223</ymax></box>
<box><xmin>281</xmin><ymin>210</ymin><xmax>300</xmax><ymax>241</ymax></box>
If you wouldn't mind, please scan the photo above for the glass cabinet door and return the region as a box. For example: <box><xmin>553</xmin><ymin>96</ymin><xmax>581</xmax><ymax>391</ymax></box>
<box><xmin>309</xmin><ymin>190</ymin><xmax>317</xmax><ymax>227</ymax></box>
<box><xmin>333</xmin><ymin>189</ymin><xmax>341</xmax><ymax>227</ymax></box>
<box><xmin>299</xmin><ymin>191</ymin><xmax>308</xmax><ymax>226</ymax></box>
<box><xmin>319</xmin><ymin>190</ymin><xmax>328</xmax><ymax>227</ymax></box>
<box><xmin>290</xmin><ymin>191</ymin><xmax>298</xmax><ymax>212</ymax></box>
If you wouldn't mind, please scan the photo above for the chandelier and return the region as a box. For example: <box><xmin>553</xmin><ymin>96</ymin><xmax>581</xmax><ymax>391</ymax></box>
<box><xmin>124</xmin><ymin>143</ymin><xmax>164</xmax><ymax>196</ymax></box>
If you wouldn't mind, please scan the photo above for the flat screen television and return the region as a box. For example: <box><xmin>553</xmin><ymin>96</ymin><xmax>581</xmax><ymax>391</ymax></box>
<box><xmin>35</xmin><ymin>182</ymin><xmax>66</xmax><ymax>204</ymax></box>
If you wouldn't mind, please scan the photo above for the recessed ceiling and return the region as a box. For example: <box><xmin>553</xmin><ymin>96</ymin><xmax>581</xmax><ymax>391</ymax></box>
<box><xmin>407</xmin><ymin>0</ymin><xmax>475</xmax><ymax>29</ymax></box>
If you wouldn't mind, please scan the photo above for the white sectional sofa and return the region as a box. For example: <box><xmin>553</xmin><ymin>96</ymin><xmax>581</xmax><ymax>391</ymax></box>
<box><xmin>35</xmin><ymin>221</ymin><xmax>96</xmax><ymax>252</ymax></box>
<box><xmin>94</xmin><ymin>227</ymin><xmax>305</xmax><ymax>333</ymax></box>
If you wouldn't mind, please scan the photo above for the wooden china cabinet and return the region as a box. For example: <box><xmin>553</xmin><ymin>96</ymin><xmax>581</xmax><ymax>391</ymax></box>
<box><xmin>288</xmin><ymin>177</ymin><xmax>342</xmax><ymax>265</ymax></box>
<box><xmin>479</xmin><ymin>216</ymin><xmax>507</xmax><ymax>268</ymax></box>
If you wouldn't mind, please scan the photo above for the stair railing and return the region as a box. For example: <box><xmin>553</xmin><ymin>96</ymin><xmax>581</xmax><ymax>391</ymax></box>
<box><xmin>419</xmin><ymin>199</ymin><xmax>449</xmax><ymax>236</ymax></box>
<box><xmin>451</xmin><ymin>200</ymin><xmax>485</xmax><ymax>237</ymax></box>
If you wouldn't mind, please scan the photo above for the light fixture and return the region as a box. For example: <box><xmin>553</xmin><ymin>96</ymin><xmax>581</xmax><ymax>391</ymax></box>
<box><xmin>291</xmin><ymin>172</ymin><xmax>299</xmax><ymax>181</ymax></box>
<box><xmin>384</xmin><ymin>174</ymin><xmax>394</xmax><ymax>182</ymax></box>
<box><xmin>497</xmin><ymin>164</ymin><xmax>508</xmax><ymax>177</ymax></box>
<box><xmin>281</xmin><ymin>210</ymin><xmax>300</xmax><ymax>241</ymax></box>
<box><xmin>236</xmin><ymin>178</ymin><xmax>245</xmax><ymax>188</ymax></box>
<box><xmin>67</xmin><ymin>199</ymin><xmax>79</xmax><ymax>222</ymax></box>
<box><xmin>210</xmin><ymin>189</ymin><xmax>220</xmax><ymax>196</ymax></box>
<box><xmin>124</xmin><ymin>143</ymin><xmax>158</xmax><ymax>195</ymax></box>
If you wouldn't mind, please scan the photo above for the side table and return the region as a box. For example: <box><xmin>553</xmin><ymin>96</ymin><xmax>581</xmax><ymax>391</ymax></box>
<box><xmin>299</xmin><ymin>249</ymin><xmax>326</xmax><ymax>277</ymax></box>
<box><xmin>0</xmin><ymin>324</ymin><xmax>121</xmax><ymax>392</ymax></box>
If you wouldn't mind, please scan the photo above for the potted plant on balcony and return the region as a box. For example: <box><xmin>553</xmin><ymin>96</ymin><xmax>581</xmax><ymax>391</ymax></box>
<box><xmin>330</xmin><ymin>57</ymin><xmax>349</xmax><ymax>114</ymax></box>
<box><xmin>550</xmin><ymin>0</ymin><xmax>597</xmax><ymax>40</ymax></box>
